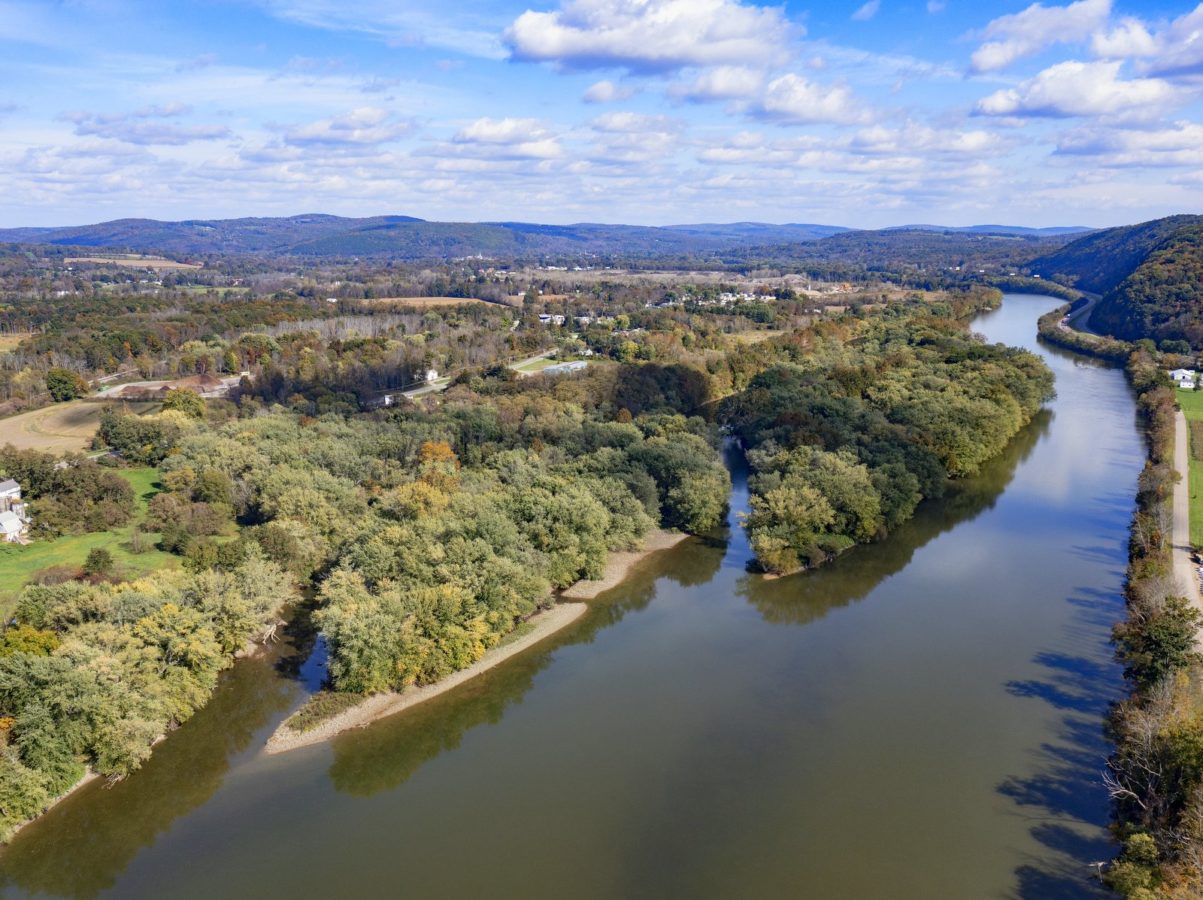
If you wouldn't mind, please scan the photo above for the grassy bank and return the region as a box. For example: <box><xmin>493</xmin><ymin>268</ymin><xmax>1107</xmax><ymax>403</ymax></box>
<box><xmin>0</xmin><ymin>466</ymin><xmax>176</xmax><ymax>617</ymax></box>
<box><xmin>1175</xmin><ymin>388</ymin><xmax>1203</xmax><ymax>547</ymax></box>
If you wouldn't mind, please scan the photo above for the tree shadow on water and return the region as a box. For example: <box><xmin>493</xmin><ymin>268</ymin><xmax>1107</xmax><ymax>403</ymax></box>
<box><xmin>999</xmin><ymin>629</ymin><xmax>1123</xmax><ymax>898</ymax></box>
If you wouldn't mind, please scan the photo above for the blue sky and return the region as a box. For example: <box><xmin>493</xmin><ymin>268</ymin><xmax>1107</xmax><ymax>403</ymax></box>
<box><xmin>2</xmin><ymin>0</ymin><xmax>1202</xmax><ymax>228</ymax></box>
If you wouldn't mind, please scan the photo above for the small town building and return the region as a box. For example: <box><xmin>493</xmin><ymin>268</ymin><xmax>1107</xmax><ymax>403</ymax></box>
<box><xmin>1170</xmin><ymin>368</ymin><xmax>1199</xmax><ymax>388</ymax></box>
<box><xmin>0</xmin><ymin>479</ymin><xmax>29</xmax><ymax>542</ymax></box>
<box><xmin>544</xmin><ymin>361</ymin><xmax>588</xmax><ymax>376</ymax></box>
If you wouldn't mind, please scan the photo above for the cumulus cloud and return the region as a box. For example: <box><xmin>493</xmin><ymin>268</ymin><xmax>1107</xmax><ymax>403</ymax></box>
<box><xmin>971</xmin><ymin>0</ymin><xmax>1110</xmax><ymax>72</ymax></box>
<box><xmin>756</xmin><ymin>74</ymin><xmax>868</xmax><ymax>125</ymax></box>
<box><xmin>1055</xmin><ymin>121</ymin><xmax>1203</xmax><ymax>167</ymax></box>
<box><xmin>1141</xmin><ymin>4</ymin><xmax>1203</xmax><ymax>81</ymax></box>
<box><xmin>452</xmin><ymin>117</ymin><xmax>562</xmax><ymax>159</ymax></box>
<box><xmin>975</xmin><ymin>60</ymin><xmax>1179</xmax><ymax>119</ymax></box>
<box><xmin>671</xmin><ymin>66</ymin><xmax>763</xmax><ymax>102</ymax></box>
<box><xmin>852</xmin><ymin>1</ymin><xmax>881</xmax><ymax>22</ymax></box>
<box><xmin>590</xmin><ymin>111</ymin><xmax>680</xmax><ymax>133</ymax></box>
<box><xmin>582</xmin><ymin>80</ymin><xmax>637</xmax><ymax>103</ymax></box>
<box><xmin>1090</xmin><ymin>18</ymin><xmax>1156</xmax><ymax>59</ymax></box>
<box><xmin>504</xmin><ymin>0</ymin><xmax>794</xmax><ymax>72</ymax></box>
<box><xmin>62</xmin><ymin>104</ymin><xmax>231</xmax><ymax>145</ymax></box>
<box><xmin>284</xmin><ymin>107</ymin><xmax>412</xmax><ymax>146</ymax></box>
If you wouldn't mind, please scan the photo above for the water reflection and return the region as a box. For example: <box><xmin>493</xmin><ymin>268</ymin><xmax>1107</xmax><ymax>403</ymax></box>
<box><xmin>327</xmin><ymin>539</ymin><xmax>722</xmax><ymax>797</ymax></box>
<box><xmin>0</xmin><ymin>650</ymin><xmax>298</xmax><ymax>899</ymax></box>
<box><xmin>741</xmin><ymin>410</ymin><xmax>1051</xmax><ymax>625</ymax></box>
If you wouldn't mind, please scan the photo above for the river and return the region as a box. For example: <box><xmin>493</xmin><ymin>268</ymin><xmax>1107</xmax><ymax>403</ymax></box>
<box><xmin>0</xmin><ymin>294</ymin><xmax>1144</xmax><ymax>899</ymax></box>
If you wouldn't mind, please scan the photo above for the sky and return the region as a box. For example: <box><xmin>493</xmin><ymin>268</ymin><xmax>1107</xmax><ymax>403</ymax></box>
<box><xmin>1</xmin><ymin>0</ymin><xmax>1202</xmax><ymax>229</ymax></box>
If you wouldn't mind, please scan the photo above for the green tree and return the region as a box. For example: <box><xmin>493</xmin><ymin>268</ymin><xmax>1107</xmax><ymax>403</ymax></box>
<box><xmin>82</xmin><ymin>548</ymin><xmax>114</xmax><ymax>577</ymax></box>
<box><xmin>162</xmin><ymin>388</ymin><xmax>205</xmax><ymax>419</ymax></box>
<box><xmin>44</xmin><ymin>367</ymin><xmax>88</xmax><ymax>402</ymax></box>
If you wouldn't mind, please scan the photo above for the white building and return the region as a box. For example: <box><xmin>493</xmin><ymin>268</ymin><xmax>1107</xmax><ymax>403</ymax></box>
<box><xmin>0</xmin><ymin>478</ymin><xmax>28</xmax><ymax>542</ymax></box>
<box><xmin>1170</xmin><ymin>368</ymin><xmax>1198</xmax><ymax>388</ymax></box>
<box><xmin>424</xmin><ymin>368</ymin><xmax>439</xmax><ymax>383</ymax></box>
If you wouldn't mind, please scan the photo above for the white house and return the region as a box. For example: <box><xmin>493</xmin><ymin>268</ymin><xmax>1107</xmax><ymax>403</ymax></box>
<box><xmin>0</xmin><ymin>510</ymin><xmax>23</xmax><ymax>543</ymax></box>
<box><xmin>1170</xmin><ymin>368</ymin><xmax>1199</xmax><ymax>388</ymax></box>
<box><xmin>0</xmin><ymin>478</ymin><xmax>30</xmax><ymax>541</ymax></box>
<box><xmin>424</xmin><ymin>368</ymin><xmax>439</xmax><ymax>383</ymax></box>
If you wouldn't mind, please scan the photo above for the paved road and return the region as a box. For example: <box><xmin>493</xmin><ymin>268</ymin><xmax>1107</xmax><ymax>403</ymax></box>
<box><xmin>1172</xmin><ymin>409</ymin><xmax>1203</xmax><ymax>645</ymax></box>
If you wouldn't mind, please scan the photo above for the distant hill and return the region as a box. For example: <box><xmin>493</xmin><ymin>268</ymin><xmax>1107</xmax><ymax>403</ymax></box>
<box><xmin>0</xmin><ymin>214</ymin><xmax>1091</xmax><ymax>262</ymax></box>
<box><xmin>0</xmin><ymin>215</ymin><xmax>848</xmax><ymax>259</ymax></box>
<box><xmin>887</xmin><ymin>224</ymin><xmax>1093</xmax><ymax>237</ymax></box>
<box><xmin>1029</xmin><ymin>215</ymin><xmax>1203</xmax><ymax>295</ymax></box>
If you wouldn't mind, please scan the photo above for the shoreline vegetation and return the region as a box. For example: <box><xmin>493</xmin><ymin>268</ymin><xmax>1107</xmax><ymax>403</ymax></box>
<box><xmin>1042</xmin><ymin>302</ymin><xmax>1203</xmax><ymax>896</ymax></box>
<box><xmin>267</xmin><ymin>529</ymin><xmax>687</xmax><ymax>754</ymax></box>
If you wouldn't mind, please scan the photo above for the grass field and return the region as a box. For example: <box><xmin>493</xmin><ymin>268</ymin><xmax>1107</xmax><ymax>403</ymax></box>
<box><xmin>0</xmin><ymin>333</ymin><xmax>33</xmax><ymax>352</ymax></box>
<box><xmin>1177</xmin><ymin>388</ymin><xmax>1203</xmax><ymax>546</ymax></box>
<box><xmin>0</xmin><ymin>467</ymin><xmax>177</xmax><ymax>617</ymax></box>
<box><xmin>0</xmin><ymin>400</ymin><xmax>160</xmax><ymax>453</ymax></box>
<box><xmin>513</xmin><ymin>357</ymin><xmax>559</xmax><ymax>374</ymax></box>
<box><xmin>370</xmin><ymin>296</ymin><xmax>493</xmax><ymax>307</ymax></box>
<box><xmin>65</xmin><ymin>256</ymin><xmax>201</xmax><ymax>269</ymax></box>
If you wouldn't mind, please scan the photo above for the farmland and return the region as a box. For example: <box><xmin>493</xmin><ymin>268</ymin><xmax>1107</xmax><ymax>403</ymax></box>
<box><xmin>0</xmin><ymin>400</ymin><xmax>160</xmax><ymax>453</ymax></box>
<box><xmin>65</xmin><ymin>256</ymin><xmax>202</xmax><ymax>269</ymax></box>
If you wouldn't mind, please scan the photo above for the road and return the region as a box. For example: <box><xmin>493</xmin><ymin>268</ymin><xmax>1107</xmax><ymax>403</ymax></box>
<box><xmin>395</xmin><ymin>351</ymin><xmax>557</xmax><ymax>400</ymax></box>
<box><xmin>1172</xmin><ymin>409</ymin><xmax>1203</xmax><ymax>646</ymax></box>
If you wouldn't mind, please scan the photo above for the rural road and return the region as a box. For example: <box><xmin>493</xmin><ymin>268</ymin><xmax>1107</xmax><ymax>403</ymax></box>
<box><xmin>396</xmin><ymin>350</ymin><xmax>557</xmax><ymax>400</ymax></box>
<box><xmin>1172</xmin><ymin>409</ymin><xmax>1203</xmax><ymax>646</ymax></box>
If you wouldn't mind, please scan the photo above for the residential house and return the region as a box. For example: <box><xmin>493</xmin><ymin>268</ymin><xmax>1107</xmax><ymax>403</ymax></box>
<box><xmin>0</xmin><ymin>478</ymin><xmax>29</xmax><ymax>542</ymax></box>
<box><xmin>1170</xmin><ymin>368</ymin><xmax>1199</xmax><ymax>388</ymax></box>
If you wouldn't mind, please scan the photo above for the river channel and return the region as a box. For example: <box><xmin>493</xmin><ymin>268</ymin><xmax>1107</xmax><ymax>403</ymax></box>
<box><xmin>0</xmin><ymin>294</ymin><xmax>1144</xmax><ymax>898</ymax></box>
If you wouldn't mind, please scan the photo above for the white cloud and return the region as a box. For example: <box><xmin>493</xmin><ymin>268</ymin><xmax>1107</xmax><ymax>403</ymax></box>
<box><xmin>582</xmin><ymin>80</ymin><xmax>637</xmax><ymax>103</ymax></box>
<box><xmin>1090</xmin><ymin>18</ymin><xmax>1156</xmax><ymax>59</ymax></box>
<box><xmin>671</xmin><ymin>66</ymin><xmax>764</xmax><ymax>102</ymax></box>
<box><xmin>61</xmin><ymin>104</ymin><xmax>231</xmax><ymax>145</ymax></box>
<box><xmin>1055</xmin><ymin>121</ymin><xmax>1203</xmax><ymax>167</ymax></box>
<box><xmin>590</xmin><ymin>111</ymin><xmax>680</xmax><ymax>133</ymax></box>
<box><xmin>1141</xmin><ymin>4</ymin><xmax>1203</xmax><ymax>81</ymax></box>
<box><xmin>975</xmin><ymin>60</ymin><xmax>1179</xmax><ymax>119</ymax></box>
<box><xmin>852</xmin><ymin>1</ymin><xmax>881</xmax><ymax>22</ymax></box>
<box><xmin>927</xmin><ymin>1</ymin><xmax>945</xmax><ymax>12</ymax></box>
<box><xmin>971</xmin><ymin>0</ymin><xmax>1110</xmax><ymax>72</ymax></box>
<box><xmin>756</xmin><ymin>74</ymin><xmax>867</xmax><ymax>125</ymax></box>
<box><xmin>284</xmin><ymin>107</ymin><xmax>412</xmax><ymax>146</ymax></box>
<box><xmin>452</xmin><ymin>117</ymin><xmax>563</xmax><ymax>159</ymax></box>
<box><xmin>504</xmin><ymin>0</ymin><xmax>795</xmax><ymax>72</ymax></box>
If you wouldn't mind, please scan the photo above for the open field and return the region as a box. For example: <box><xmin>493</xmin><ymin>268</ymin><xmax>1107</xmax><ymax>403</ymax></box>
<box><xmin>0</xmin><ymin>333</ymin><xmax>34</xmax><ymax>352</ymax></box>
<box><xmin>513</xmin><ymin>357</ymin><xmax>560</xmax><ymax>374</ymax></box>
<box><xmin>0</xmin><ymin>400</ymin><xmax>160</xmax><ymax>453</ymax></box>
<box><xmin>1176</xmin><ymin>387</ymin><xmax>1203</xmax><ymax>546</ymax></box>
<box><xmin>65</xmin><ymin>256</ymin><xmax>201</xmax><ymax>269</ymax></box>
<box><xmin>369</xmin><ymin>296</ymin><xmax>496</xmax><ymax>307</ymax></box>
<box><xmin>0</xmin><ymin>467</ymin><xmax>177</xmax><ymax>617</ymax></box>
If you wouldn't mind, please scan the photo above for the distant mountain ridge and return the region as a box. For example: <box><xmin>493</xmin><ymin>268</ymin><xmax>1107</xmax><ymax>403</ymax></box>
<box><xmin>0</xmin><ymin>215</ymin><xmax>849</xmax><ymax>259</ymax></box>
<box><xmin>0</xmin><ymin>214</ymin><xmax>1089</xmax><ymax>260</ymax></box>
<box><xmin>1031</xmin><ymin>214</ymin><xmax>1203</xmax><ymax>348</ymax></box>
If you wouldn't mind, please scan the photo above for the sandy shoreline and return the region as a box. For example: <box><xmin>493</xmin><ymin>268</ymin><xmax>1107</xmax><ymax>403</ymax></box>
<box><xmin>560</xmin><ymin>529</ymin><xmax>688</xmax><ymax>599</ymax></box>
<box><xmin>264</xmin><ymin>602</ymin><xmax>587</xmax><ymax>755</ymax></box>
<box><xmin>265</xmin><ymin>528</ymin><xmax>689</xmax><ymax>755</ymax></box>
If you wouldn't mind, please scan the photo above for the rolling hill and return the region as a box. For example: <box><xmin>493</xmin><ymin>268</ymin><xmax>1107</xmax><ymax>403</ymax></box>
<box><xmin>0</xmin><ymin>215</ymin><xmax>848</xmax><ymax>259</ymax></box>
<box><xmin>1027</xmin><ymin>214</ymin><xmax>1203</xmax><ymax>347</ymax></box>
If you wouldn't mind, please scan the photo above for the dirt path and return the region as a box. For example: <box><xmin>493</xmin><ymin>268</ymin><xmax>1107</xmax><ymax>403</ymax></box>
<box><xmin>264</xmin><ymin>602</ymin><xmax>588</xmax><ymax>755</ymax></box>
<box><xmin>1171</xmin><ymin>410</ymin><xmax>1203</xmax><ymax>646</ymax></box>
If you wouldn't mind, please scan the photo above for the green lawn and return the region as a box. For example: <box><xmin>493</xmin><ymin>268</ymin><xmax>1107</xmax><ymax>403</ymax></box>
<box><xmin>513</xmin><ymin>357</ymin><xmax>558</xmax><ymax>374</ymax></box>
<box><xmin>0</xmin><ymin>467</ymin><xmax>177</xmax><ymax>617</ymax></box>
<box><xmin>1176</xmin><ymin>388</ymin><xmax>1203</xmax><ymax>546</ymax></box>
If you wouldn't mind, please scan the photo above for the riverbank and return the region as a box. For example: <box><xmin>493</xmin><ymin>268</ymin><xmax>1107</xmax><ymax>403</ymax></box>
<box><xmin>265</xmin><ymin>601</ymin><xmax>588</xmax><ymax>755</ymax></box>
<box><xmin>1171</xmin><ymin>409</ymin><xmax>1203</xmax><ymax>648</ymax></box>
<box><xmin>266</xmin><ymin>528</ymin><xmax>689</xmax><ymax>754</ymax></box>
<box><xmin>560</xmin><ymin>529</ymin><xmax>688</xmax><ymax>599</ymax></box>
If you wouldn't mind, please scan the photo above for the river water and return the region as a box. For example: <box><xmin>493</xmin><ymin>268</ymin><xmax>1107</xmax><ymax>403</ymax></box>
<box><xmin>0</xmin><ymin>295</ymin><xmax>1144</xmax><ymax>899</ymax></box>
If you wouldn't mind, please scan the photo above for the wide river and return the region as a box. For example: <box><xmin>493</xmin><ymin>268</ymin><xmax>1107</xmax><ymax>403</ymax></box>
<box><xmin>0</xmin><ymin>295</ymin><xmax>1144</xmax><ymax>899</ymax></box>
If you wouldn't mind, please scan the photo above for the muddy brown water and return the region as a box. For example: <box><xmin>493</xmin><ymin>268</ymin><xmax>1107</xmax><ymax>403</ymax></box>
<box><xmin>0</xmin><ymin>295</ymin><xmax>1140</xmax><ymax>898</ymax></box>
